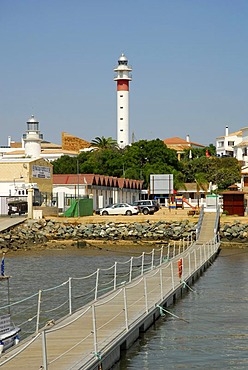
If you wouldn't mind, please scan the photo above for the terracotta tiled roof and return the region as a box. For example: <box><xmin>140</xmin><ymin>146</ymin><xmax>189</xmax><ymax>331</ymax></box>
<box><xmin>41</xmin><ymin>141</ymin><xmax>61</xmax><ymax>149</ymax></box>
<box><xmin>10</xmin><ymin>142</ymin><xmax>22</xmax><ymax>148</ymax></box>
<box><xmin>53</xmin><ymin>174</ymin><xmax>143</xmax><ymax>189</ymax></box>
<box><xmin>3</xmin><ymin>150</ymin><xmax>25</xmax><ymax>155</ymax></box>
<box><xmin>4</xmin><ymin>149</ymin><xmax>78</xmax><ymax>156</ymax></box>
<box><xmin>216</xmin><ymin>130</ymin><xmax>242</xmax><ymax>139</ymax></box>
<box><xmin>163</xmin><ymin>137</ymin><xmax>204</xmax><ymax>148</ymax></box>
<box><xmin>234</xmin><ymin>141</ymin><xmax>248</xmax><ymax>147</ymax></box>
<box><xmin>164</xmin><ymin>137</ymin><xmax>189</xmax><ymax>144</ymax></box>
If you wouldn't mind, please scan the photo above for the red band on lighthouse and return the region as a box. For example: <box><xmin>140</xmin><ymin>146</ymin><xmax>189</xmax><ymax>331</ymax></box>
<box><xmin>117</xmin><ymin>80</ymin><xmax>129</xmax><ymax>91</ymax></box>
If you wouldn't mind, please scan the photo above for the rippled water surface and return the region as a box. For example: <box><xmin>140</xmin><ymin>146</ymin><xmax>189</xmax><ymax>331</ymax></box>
<box><xmin>115</xmin><ymin>248</ymin><xmax>248</xmax><ymax>369</ymax></box>
<box><xmin>1</xmin><ymin>247</ymin><xmax>248</xmax><ymax>369</ymax></box>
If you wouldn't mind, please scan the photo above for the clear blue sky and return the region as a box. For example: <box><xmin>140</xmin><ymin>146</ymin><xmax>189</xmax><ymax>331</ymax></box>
<box><xmin>1</xmin><ymin>0</ymin><xmax>248</xmax><ymax>147</ymax></box>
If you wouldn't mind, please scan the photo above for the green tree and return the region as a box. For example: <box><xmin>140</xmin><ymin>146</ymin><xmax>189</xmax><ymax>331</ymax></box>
<box><xmin>182</xmin><ymin>143</ymin><xmax>216</xmax><ymax>160</ymax></box>
<box><xmin>52</xmin><ymin>155</ymin><xmax>77</xmax><ymax>174</ymax></box>
<box><xmin>122</xmin><ymin>139</ymin><xmax>180</xmax><ymax>187</ymax></box>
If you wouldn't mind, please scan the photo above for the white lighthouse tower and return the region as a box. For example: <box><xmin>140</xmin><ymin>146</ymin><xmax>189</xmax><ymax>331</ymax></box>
<box><xmin>23</xmin><ymin>115</ymin><xmax>43</xmax><ymax>158</ymax></box>
<box><xmin>114</xmin><ymin>53</ymin><xmax>132</xmax><ymax>148</ymax></box>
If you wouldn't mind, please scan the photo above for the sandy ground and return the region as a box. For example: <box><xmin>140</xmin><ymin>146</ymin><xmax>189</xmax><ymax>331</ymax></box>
<box><xmin>5</xmin><ymin>208</ymin><xmax>247</xmax><ymax>257</ymax></box>
<box><xmin>45</xmin><ymin>207</ymin><xmax>247</xmax><ymax>225</ymax></box>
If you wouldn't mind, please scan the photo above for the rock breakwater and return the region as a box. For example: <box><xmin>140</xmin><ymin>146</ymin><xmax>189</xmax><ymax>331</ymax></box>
<box><xmin>1</xmin><ymin>218</ymin><xmax>248</xmax><ymax>252</ymax></box>
<box><xmin>0</xmin><ymin>219</ymin><xmax>197</xmax><ymax>251</ymax></box>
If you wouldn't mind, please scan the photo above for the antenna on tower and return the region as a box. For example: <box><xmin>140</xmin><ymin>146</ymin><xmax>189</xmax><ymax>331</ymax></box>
<box><xmin>131</xmin><ymin>131</ymin><xmax>135</xmax><ymax>143</ymax></box>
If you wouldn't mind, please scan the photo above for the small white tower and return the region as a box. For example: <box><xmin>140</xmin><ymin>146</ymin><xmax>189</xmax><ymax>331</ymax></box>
<box><xmin>114</xmin><ymin>53</ymin><xmax>132</xmax><ymax>148</ymax></box>
<box><xmin>23</xmin><ymin>115</ymin><xmax>43</xmax><ymax>158</ymax></box>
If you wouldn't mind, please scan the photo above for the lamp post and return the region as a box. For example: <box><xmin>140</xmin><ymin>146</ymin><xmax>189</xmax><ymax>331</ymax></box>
<box><xmin>77</xmin><ymin>160</ymin><xmax>80</xmax><ymax>217</ymax></box>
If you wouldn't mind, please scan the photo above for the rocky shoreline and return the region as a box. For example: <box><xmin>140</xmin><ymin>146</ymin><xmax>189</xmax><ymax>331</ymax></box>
<box><xmin>0</xmin><ymin>218</ymin><xmax>248</xmax><ymax>252</ymax></box>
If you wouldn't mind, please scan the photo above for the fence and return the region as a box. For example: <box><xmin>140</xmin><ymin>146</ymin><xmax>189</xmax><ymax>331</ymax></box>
<box><xmin>0</xmin><ymin>233</ymin><xmax>220</xmax><ymax>369</ymax></box>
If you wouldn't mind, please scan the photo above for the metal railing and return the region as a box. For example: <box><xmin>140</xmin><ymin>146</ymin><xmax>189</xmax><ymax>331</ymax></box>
<box><xmin>0</xmin><ymin>234</ymin><xmax>220</xmax><ymax>369</ymax></box>
<box><xmin>195</xmin><ymin>205</ymin><xmax>204</xmax><ymax>240</ymax></box>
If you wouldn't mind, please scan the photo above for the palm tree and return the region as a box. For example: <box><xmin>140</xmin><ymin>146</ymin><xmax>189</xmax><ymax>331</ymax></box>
<box><xmin>90</xmin><ymin>136</ymin><xmax>118</xmax><ymax>150</ymax></box>
<box><xmin>195</xmin><ymin>173</ymin><xmax>209</xmax><ymax>208</ymax></box>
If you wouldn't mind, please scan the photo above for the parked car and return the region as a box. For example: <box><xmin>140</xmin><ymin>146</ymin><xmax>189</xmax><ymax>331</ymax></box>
<box><xmin>8</xmin><ymin>201</ymin><xmax>27</xmax><ymax>216</ymax></box>
<box><xmin>95</xmin><ymin>204</ymin><xmax>113</xmax><ymax>215</ymax></box>
<box><xmin>100</xmin><ymin>203</ymin><xmax>139</xmax><ymax>216</ymax></box>
<box><xmin>132</xmin><ymin>200</ymin><xmax>160</xmax><ymax>215</ymax></box>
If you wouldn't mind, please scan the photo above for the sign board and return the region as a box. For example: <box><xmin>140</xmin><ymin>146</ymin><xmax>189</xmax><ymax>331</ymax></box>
<box><xmin>32</xmin><ymin>165</ymin><xmax>51</xmax><ymax>179</ymax></box>
<box><xmin>0</xmin><ymin>314</ymin><xmax>11</xmax><ymax>333</ymax></box>
<box><xmin>150</xmin><ymin>174</ymin><xmax>174</xmax><ymax>195</ymax></box>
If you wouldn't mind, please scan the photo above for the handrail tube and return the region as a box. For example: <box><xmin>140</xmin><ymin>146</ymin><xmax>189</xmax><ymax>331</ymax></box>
<box><xmin>68</xmin><ymin>277</ymin><xmax>72</xmax><ymax>315</ymax></box>
<box><xmin>42</xmin><ymin>330</ymin><xmax>48</xmax><ymax>370</ymax></box>
<box><xmin>36</xmin><ymin>290</ymin><xmax>42</xmax><ymax>333</ymax></box>
<box><xmin>94</xmin><ymin>268</ymin><xmax>100</xmax><ymax>301</ymax></box>
<box><xmin>92</xmin><ymin>305</ymin><xmax>98</xmax><ymax>357</ymax></box>
<box><xmin>123</xmin><ymin>287</ymin><xmax>128</xmax><ymax>331</ymax></box>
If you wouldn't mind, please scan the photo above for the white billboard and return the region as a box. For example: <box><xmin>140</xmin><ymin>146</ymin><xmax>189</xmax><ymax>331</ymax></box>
<box><xmin>150</xmin><ymin>174</ymin><xmax>174</xmax><ymax>194</ymax></box>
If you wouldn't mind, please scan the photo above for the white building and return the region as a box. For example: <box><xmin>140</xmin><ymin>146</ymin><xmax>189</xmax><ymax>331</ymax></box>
<box><xmin>216</xmin><ymin>126</ymin><xmax>242</xmax><ymax>157</ymax></box>
<box><xmin>114</xmin><ymin>53</ymin><xmax>132</xmax><ymax>149</ymax></box>
<box><xmin>1</xmin><ymin>117</ymin><xmax>79</xmax><ymax>162</ymax></box>
<box><xmin>233</xmin><ymin>127</ymin><xmax>248</xmax><ymax>165</ymax></box>
<box><xmin>53</xmin><ymin>174</ymin><xmax>143</xmax><ymax>212</ymax></box>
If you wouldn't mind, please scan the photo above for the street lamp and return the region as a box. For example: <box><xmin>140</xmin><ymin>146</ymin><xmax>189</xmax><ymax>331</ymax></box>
<box><xmin>77</xmin><ymin>160</ymin><xmax>80</xmax><ymax>217</ymax></box>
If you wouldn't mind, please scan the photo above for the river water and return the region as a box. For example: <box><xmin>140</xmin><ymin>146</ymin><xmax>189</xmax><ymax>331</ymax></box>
<box><xmin>116</xmin><ymin>248</ymin><xmax>248</xmax><ymax>369</ymax></box>
<box><xmin>1</xmin><ymin>247</ymin><xmax>248</xmax><ymax>369</ymax></box>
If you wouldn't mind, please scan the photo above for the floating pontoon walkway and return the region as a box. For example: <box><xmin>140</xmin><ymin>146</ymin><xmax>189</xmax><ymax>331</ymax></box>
<box><xmin>0</xmin><ymin>209</ymin><xmax>220</xmax><ymax>370</ymax></box>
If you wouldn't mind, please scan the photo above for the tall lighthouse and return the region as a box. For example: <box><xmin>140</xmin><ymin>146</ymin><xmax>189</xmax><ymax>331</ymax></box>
<box><xmin>114</xmin><ymin>53</ymin><xmax>132</xmax><ymax>148</ymax></box>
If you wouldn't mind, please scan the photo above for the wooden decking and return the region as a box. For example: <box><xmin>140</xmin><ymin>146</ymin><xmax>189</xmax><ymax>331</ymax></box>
<box><xmin>0</xmin><ymin>212</ymin><xmax>220</xmax><ymax>370</ymax></box>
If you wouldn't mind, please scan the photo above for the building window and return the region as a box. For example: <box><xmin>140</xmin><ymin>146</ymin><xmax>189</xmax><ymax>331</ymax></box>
<box><xmin>120</xmin><ymin>95</ymin><xmax>123</xmax><ymax>97</ymax></box>
<box><xmin>120</xmin><ymin>118</ymin><xmax>123</xmax><ymax>120</ymax></box>
<box><xmin>120</xmin><ymin>106</ymin><xmax>123</xmax><ymax>109</ymax></box>
<box><xmin>120</xmin><ymin>141</ymin><xmax>123</xmax><ymax>143</ymax></box>
<box><xmin>120</xmin><ymin>129</ymin><xmax>123</xmax><ymax>131</ymax></box>
<box><xmin>228</xmin><ymin>141</ymin><xmax>234</xmax><ymax>146</ymax></box>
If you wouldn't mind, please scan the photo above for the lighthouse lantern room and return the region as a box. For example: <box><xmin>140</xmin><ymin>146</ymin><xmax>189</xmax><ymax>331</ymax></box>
<box><xmin>114</xmin><ymin>53</ymin><xmax>132</xmax><ymax>149</ymax></box>
<box><xmin>23</xmin><ymin>115</ymin><xmax>43</xmax><ymax>159</ymax></box>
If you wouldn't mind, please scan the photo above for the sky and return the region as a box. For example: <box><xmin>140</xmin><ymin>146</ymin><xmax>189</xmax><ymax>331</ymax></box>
<box><xmin>1</xmin><ymin>0</ymin><xmax>248</xmax><ymax>147</ymax></box>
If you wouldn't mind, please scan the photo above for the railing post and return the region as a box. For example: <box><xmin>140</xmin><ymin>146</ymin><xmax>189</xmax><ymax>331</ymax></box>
<box><xmin>68</xmin><ymin>277</ymin><xmax>72</xmax><ymax>315</ymax></box>
<box><xmin>194</xmin><ymin>249</ymin><xmax>197</xmax><ymax>271</ymax></box>
<box><xmin>42</xmin><ymin>330</ymin><xmax>48</xmax><ymax>370</ymax></box>
<box><xmin>151</xmin><ymin>249</ymin><xmax>155</xmax><ymax>269</ymax></box>
<box><xmin>92</xmin><ymin>305</ymin><xmax>98</xmax><ymax>356</ymax></box>
<box><xmin>191</xmin><ymin>231</ymin><xmax>193</xmax><ymax>244</ymax></box>
<box><xmin>167</xmin><ymin>244</ymin><xmax>170</xmax><ymax>260</ymax></box>
<box><xmin>188</xmin><ymin>253</ymin><xmax>191</xmax><ymax>276</ymax></box>
<box><xmin>129</xmin><ymin>257</ymin><xmax>133</xmax><ymax>282</ymax></box>
<box><xmin>141</xmin><ymin>252</ymin><xmax>145</xmax><ymax>275</ymax></box>
<box><xmin>204</xmin><ymin>243</ymin><xmax>206</xmax><ymax>262</ymax></box>
<box><xmin>114</xmin><ymin>262</ymin><xmax>117</xmax><ymax>290</ymax></box>
<box><xmin>160</xmin><ymin>268</ymin><xmax>163</xmax><ymax>301</ymax></box>
<box><xmin>183</xmin><ymin>238</ymin><xmax>185</xmax><ymax>252</ymax></box>
<box><xmin>178</xmin><ymin>239</ymin><xmax>181</xmax><ymax>255</ymax></box>
<box><xmin>170</xmin><ymin>261</ymin><xmax>175</xmax><ymax>290</ymax></box>
<box><xmin>173</xmin><ymin>242</ymin><xmax>176</xmax><ymax>257</ymax></box>
<box><xmin>123</xmin><ymin>287</ymin><xmax>129</xmax><ymax>331</ymax></box>
<box><xmin>187</xmin><ymin>235</ymin><xmax>189</xmax><ymax>248</ymax></box>
<box><xmin>144</xmin><ymin>277</ymin><xmax>148</xmax><ymax>313</ymax></box>
<box><xmin>95</xmin><ymin>268</ymin><xmax>100</xmax><ymax>300</ymax></box>
<box><xmin>159</xmin><ymin>245</ymin><xmax>164</xmax><ymax>265</ymax></box>
<box><xmin>36</xmin><ymin>289</ymin><xmax>42</xmax><ymax>333</ymax></box>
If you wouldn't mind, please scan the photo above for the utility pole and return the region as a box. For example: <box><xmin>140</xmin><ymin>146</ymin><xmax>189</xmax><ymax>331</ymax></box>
<box><xmin>77</xmin><ymin>160</ymin><xmax>80</xmax><ymax>217</ymax></box>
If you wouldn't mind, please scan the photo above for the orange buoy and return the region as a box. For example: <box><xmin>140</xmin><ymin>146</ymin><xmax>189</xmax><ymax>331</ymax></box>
<box><xmin>178</xmin><ymin>258</ymin><xmax>183</xmax><ymax>279</ymax></box>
